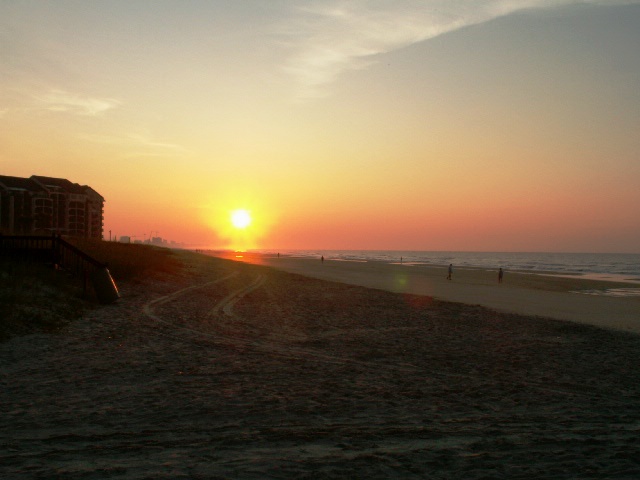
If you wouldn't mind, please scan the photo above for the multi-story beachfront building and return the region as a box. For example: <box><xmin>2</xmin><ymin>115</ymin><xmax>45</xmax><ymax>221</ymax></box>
<box><xmin>0</xmin><ymin>175</ymin><xmax>104</xmax><ymax>239</ymax></box>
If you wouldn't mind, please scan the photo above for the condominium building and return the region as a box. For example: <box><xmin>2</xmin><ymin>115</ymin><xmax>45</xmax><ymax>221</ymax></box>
<box><xmin>0</xmin><ymin>175</ymin><xmax>104</xmax><ymax>239</ymax></box>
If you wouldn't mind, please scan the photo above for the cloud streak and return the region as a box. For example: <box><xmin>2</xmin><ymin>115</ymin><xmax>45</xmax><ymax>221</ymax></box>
<box><xmin>280</xmin><ymin>0</ymin><xmax>640</xmax><ymax>99</ymax></box>
<box><xmin>122</xmin><ymin>134</ymin><xmax>192</xmax><ymax>160</ymax></box>
<box><xmin>35</xmin><ymin>89</ymin><xmax>121</xmax><ymax>116</ymax></box>
<box><xmin>78</xmin><ymin>132</ymin><xmax>191</xmax><ymax>160</ymax></box>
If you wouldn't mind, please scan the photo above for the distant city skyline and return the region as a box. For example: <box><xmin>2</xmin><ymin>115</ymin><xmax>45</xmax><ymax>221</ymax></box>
<box><xmin>2</xmin><ymin>1</ymin><xmax>639</xmax><ymax>252</ymax></box>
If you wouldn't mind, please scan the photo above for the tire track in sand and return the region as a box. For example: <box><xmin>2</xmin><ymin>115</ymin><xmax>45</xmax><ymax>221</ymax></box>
<box><xmin>143</xmin><ymin>272</ymin><xmax>237</xmax><ymax>323</ymax></box>
<box><xmin>141</xmin><ymin>271</ymin><xmax>620</xmax><ymax>404</ymax></box>
<box><xmin>139</xmin><ymin>271</ymin><xmax>417</xmax><ymax>369</ymax></box>
<box><xmin>208</xmin><ymin>274</ymin><xmax>266</xmax><ymax>317</ymax></box>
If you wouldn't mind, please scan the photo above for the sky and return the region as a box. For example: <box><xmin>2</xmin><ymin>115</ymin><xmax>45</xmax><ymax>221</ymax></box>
<box><xmin>1</xmin><ymin>0</ymin><xmax>639</xmax><ymax>252</ymax></box>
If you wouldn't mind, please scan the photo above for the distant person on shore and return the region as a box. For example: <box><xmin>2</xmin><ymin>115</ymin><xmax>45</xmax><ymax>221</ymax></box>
<box><xmin>447</xmin><ymin>264</ymin><xmax>453</xmax><ymax>280</ymax></box>
<box><xmin>498</xmin><ymin>267</ymin><xmax>504</xmax><ymax>283</ymax></box>
<box><xmin>321</xmin><ymin>255</ymin><xmax>324</xmax><ymax>264</ymax></box>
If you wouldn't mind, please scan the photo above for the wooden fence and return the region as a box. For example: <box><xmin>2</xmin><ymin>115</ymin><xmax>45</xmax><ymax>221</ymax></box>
<box><xmin>0</xmin><ymin>234</ymin><xmax>119</xmax><ymax>303</ymax></box>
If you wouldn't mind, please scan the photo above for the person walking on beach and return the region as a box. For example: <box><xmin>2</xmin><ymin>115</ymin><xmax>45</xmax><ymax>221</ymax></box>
<box><xmin>447</xmin><ymin>264</ymin><xmax>453</xmax><ymax>280</ymax></box>
<box><xmin>498</xmin><ymin>267</ymin><xmax>504</xmax><ymax>283</ymax></box>
<box><xmin>321</xmin><ymin>255</ymin><xmax>324</xmax><ymax>264</ymax></box>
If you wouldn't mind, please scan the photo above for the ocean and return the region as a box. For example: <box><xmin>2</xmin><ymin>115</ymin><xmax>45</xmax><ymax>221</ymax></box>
<box><xmin>259</xmin><ymin>250</ymin><xmax>640</xmax><ymax>284</ymax></box>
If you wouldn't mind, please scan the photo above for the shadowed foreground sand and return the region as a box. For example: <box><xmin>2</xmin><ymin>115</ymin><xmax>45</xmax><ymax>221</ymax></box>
<box><xmin>2</xmin><ymin>251</ymin><xmax>640</xmax><ymax>478</ymax></box>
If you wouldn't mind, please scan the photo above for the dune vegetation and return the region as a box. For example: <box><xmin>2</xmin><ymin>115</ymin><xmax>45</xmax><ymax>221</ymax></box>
<box><xmin>0</xmin><ymin>240</ymin><xmax>184</xmax><ymax>341</ymax></box>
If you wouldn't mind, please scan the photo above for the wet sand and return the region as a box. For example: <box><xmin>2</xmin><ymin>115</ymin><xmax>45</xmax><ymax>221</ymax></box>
<box><xmin>2</xmin><ymin>250</ymin><xmax>640</xmax><ymax>478</ymax></box>
<box><xmin>227</xmin><ymin>252</ymin><xmax>640</xmax><ymax>334</ymax></box>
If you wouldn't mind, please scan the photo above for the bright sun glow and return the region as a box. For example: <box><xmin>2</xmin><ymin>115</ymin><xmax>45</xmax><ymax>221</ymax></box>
<box><xmin>231</xmin><ymin>209</ymin><xmax>252</xmax><ymax>229</ymax></box>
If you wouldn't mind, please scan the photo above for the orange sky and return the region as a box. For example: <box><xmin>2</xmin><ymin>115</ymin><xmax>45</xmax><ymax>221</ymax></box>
<box><xmin>2</xmin><ymin>1</ymin><xmax>640</xmax><ymax>252</ymax></box>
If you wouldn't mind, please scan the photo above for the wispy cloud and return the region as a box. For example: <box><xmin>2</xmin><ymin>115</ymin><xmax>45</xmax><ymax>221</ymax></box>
<box><xmin>78</xmin><ymin>132</ymin><xmax>191</xmax><ymax>160</ymax></box>
<box><xmin>280</xmin><ymin>0</ymin><xmax>640</xmax><ymax>100</ymax></box>
<box><xmin>123</xmin><ymin>134</ymin><xmax>191</xmax><ymax>159</ymax></box>
<box><xmin>35</xmin><ymin>89</ymin><xmax>121</xmax><ymax>116</ymax></box>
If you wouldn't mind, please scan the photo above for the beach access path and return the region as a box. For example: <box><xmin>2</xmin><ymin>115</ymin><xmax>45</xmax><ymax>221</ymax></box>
<box><xmin>230</xmin><ymin>253</ymin><xmax>640</xmax><ymax>335</ymax></box>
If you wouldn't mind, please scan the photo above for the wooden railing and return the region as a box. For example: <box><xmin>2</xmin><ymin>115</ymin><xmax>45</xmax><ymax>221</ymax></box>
<box><xmin>0</xmin><ymin>234</ymin><xmax>119</xmax><ymax>303</ymax></box>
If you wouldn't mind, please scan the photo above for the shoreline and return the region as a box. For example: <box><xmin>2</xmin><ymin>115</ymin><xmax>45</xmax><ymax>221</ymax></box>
<box><xmin>206</xmin><ymin>251</ymin><xmax>640</xmax><ymax>335</ymax></box>
<box><xmin>207</xmin><ymin>249</ymin><xmax>640</xmax><ymax>284</ymax></box>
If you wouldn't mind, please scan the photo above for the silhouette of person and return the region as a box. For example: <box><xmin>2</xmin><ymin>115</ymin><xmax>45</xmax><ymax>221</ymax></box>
<box><xmin>321</xmin><ymin>255</ymin><xmax>324</xmax><ymax>264</ymax></box>
<box><xmin>447</xmin><ymin>264</ymin><xmax>453</xmax><ymax>280</ymax></box>
<box><xmin>498</xmin><ymin>267</ymin><xmax>504</xmax><ymax>283</ymax></box>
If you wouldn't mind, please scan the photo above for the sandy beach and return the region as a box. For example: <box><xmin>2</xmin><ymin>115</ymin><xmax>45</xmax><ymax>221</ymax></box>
<box><xmin>2</xmin><ymin>250</ymin><xmax>640</xmax><ymax>478</ymax></box>
<box><xmin>230</xmin><ymin>252</ymin><xmax>640</xmax><ymax>334</ymax></box>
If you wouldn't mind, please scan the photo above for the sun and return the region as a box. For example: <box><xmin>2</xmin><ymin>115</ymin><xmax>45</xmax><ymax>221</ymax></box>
<box><xmin>231</xmin><ymin>209</ymin><xmax>252</xmax><ymax>229</ymax></box>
